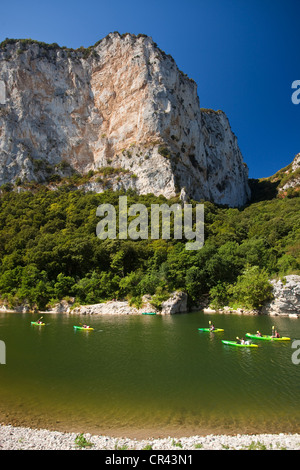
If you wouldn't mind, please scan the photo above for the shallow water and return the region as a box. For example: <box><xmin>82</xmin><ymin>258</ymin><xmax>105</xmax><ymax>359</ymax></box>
<box><xmin>0</xmin><ymin>311</ymin><xmax>300</xmax><ymax>438</ymax></box>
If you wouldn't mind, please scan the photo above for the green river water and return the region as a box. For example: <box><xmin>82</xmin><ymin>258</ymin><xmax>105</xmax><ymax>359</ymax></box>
<box><xmin>0</xmin><ymin>311</ymin><xmax>300</xmax><ymax>438</ymax></box>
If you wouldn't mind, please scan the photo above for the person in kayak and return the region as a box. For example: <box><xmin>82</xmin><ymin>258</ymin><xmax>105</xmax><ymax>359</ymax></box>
<box><xmin>271</xmin><ymin>326</ymin><xmax>280</xmax><ymax>338</ymax></box>
<box><xmin>256</xmin><ymin>331</ymin><xmax>262</xmax><ymax>337</ymax></box>
<box><xmin>37</xmin><ymin>317</ymin><xmax>43</xmax><ymax>324</ymax></box>
<box><xmin>237</xmin><ymin>337</ymin><xmax>251</xmax><ymax>345</ymax></box>
<box><xmin>209</xmin><ymin>321</ymin><xmax>216</xmax><ymax>331</ymax></box>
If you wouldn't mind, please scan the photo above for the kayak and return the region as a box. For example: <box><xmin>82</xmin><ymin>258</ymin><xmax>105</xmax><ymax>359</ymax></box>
<box><xmin>198</xmin><ymin>328</ymin><xmax>224</xmax><ymax>332</ymax></box>
<box><xmin>142</xmin><ymin>312</ymin><xmax>156</xmax><ymax>315</ymax></box>
<box><xmin>73</xmin><ymin>325</ymin><xmax>94</xmax><ymax>331</ymax></box>
<box><xmin>245</xmin><ymin>333</ymin><xmax>290</xmax><ymax>341</ymax></box>
<box><xmin>31</xmin><ymin>321</ymin><xmax>45</xmax><ymax>326</ymax></box>
<box><xmin>222</xmin><ymin>340</ymin><xmax>258</xmax><ymax>348</ymax></box>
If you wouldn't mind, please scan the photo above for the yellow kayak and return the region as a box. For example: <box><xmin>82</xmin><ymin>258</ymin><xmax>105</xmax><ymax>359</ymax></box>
<box><xmin>245</xmin><ymin>333</ymin><xmax>290</xmax><ymax>342</ymax></box>
<box><xmin>73</xmin><ymin>325</ymin><xmax>94</xmax><ymax>331</ymax></box>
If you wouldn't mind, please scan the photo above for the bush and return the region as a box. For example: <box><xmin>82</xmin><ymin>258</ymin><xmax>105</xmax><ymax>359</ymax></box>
<box><xmin>149</xmin><ymin>286</ymin><xmax>170</xmax><ymax>310</ymax></box>
<box><xmin>229</xmin><ymin>266</ymin><xmax>273</xmax><ymax>310</ymax></box>
<box><xmin>209</xmin><ymin>282</ymin><xmax>230</xmax><ymax>309</ymax></box>
<box><xmin>158</xmin><ymin>146</ymin><xmax>171</xmax><ymax>159</ymax></box>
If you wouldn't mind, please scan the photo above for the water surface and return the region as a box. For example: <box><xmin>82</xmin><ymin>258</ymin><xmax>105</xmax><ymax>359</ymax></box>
<box><xmin>0</xmin><ymin>311</ymin><xmax>299</xmax><ymax>438</ymax></box>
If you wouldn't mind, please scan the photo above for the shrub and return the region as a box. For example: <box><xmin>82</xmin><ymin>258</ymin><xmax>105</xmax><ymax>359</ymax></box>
<box><xmin>229</xmin><ymin>266</ymin><xmax>273</xmax><ymax>310</ymax></box>
<box><xmin>74</xmin><ymin>433</ymin><xmax>93</xmax><ymax>448</ymax></box>
<box><xmin>158</xmin><ymin>146</ymin><xmax>171</xmax><ymax>159</ymax></box>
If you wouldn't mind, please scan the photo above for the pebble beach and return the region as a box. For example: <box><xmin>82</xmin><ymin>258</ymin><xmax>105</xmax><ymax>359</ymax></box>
<box><xmin>1</xmin><ymin>424</ymin><xmax>300</xmax><ymax>450</ymax></box>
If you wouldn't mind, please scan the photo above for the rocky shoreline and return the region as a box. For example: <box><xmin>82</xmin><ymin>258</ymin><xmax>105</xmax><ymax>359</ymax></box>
<box><xmin>0</xmin><ymin>424</ymin><xmax>299</xmax><ymax>450</ymax></box>
<box><xmin>0</xmin><ymin>291</ymin><xmax>190</xmax><ymax>316</ymax></box>
<box><xmin>0</xmin><ymin>275</ymin><xmax>299</xmax><ymax>317</ymax></box>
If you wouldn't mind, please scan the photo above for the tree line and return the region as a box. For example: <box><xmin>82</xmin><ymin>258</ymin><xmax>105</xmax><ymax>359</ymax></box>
<box><xmin>0</xmin><ymin>185</ymin><xmax>299</xmax><ymax>311</ymax></box>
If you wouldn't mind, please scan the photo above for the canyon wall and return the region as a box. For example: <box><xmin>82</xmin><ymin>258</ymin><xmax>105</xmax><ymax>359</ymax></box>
<box><xmin>0</xmin><ymin>32</ymin><xmax>250</xmax><ymax>206</ymax></box>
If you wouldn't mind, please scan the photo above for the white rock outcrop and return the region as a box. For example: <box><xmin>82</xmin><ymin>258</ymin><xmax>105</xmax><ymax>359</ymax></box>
<box><xmin>64</xmin><ymin>291</ymin><xmax>187</xmax><ymax>315</ymax></box>
<box><xmin>281</xmin><ymin>153</ymin><xmax>300</xmax><ymax>192</ymax></box>
<box><xmin>0</xmin><ymin>33</ymin><xmax>250</xmax><ymax>207</ymax></box>
<box><xmin>161</xmin><ymin>291</ymin><xmax>188</xmax><ymax>315</ymax></box>
<box><xmin>262</xmin><ymin>275</ymin><xmax>300</xmax><ymax>316</ymax></box>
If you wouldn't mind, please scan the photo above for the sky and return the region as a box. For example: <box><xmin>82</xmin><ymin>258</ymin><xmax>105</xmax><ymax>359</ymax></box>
<box><xmin>0</xmin><ymin>0</ymin><xmax>299</xmax><ymax>178</ymax></box>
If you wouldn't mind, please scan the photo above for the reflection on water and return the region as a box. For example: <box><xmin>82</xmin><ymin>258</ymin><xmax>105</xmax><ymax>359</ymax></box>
<box><xmin>0</xmin><ymin>311</ymin><xmax>300</xmax><ymax>437</ymax></box>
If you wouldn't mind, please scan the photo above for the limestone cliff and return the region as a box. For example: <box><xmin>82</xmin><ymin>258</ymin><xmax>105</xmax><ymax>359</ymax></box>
<box><xmin>0</xmin><ymin>32</ymin><xmax>250</xmax><ymax>206</ymax></box>
<box><xmin>279</xmin><ymin>153</ymin><xmax>300</xmax><ymax>196</ymax></box>
<box><xmin>262</xmin><ymin>275</ymin><xmax>300</xmax><ymax>317</ymax></box>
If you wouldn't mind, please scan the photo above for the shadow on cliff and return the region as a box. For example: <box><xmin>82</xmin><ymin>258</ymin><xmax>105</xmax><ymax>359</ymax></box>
<box><xmin>248</xmin><ymin>178</ymin><xmax>280</xmax><ymax>203</ymax></box>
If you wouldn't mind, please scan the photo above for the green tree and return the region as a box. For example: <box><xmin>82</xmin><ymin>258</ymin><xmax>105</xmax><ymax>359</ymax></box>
<box><xmin>54</xmin><ymin>273</ymin><xmax>75</xmax><ymax>299</ymax></box>
<box><xmin>16</xmin><ymin>265</ymin><xmax>52</xmax><ymax>309</ymax></box>
<box><xmin>230</xmin><ymin>265</ymin><xmax>273</xmax><ymax>310</ymax></box>
<box><xmin>209</xmin><ymin>282</ymin><xmax>230</xmax><ymax>309</ymax></box>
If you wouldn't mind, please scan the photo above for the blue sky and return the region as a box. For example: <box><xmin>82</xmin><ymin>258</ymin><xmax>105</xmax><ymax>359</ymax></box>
<box><xmin>1</xmin><ymin>0</ymin><xmax>299</xmax><ymax>178</ymax></box>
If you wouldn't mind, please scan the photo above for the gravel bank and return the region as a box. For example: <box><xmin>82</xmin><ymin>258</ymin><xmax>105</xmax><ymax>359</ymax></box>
<box><xmin>1</xmin><ymin>424</ymin><xmax>300</xmax><ymax>450</ymax></box>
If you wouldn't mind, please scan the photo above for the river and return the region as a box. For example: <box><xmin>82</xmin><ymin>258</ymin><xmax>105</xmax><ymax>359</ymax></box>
<box><xmin>0</xmin><ymin>311</ymin><xmax>299</xmax><ymax>438</ymax></box>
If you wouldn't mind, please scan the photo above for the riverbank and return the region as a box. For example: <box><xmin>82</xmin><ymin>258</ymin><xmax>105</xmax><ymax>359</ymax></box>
<box><xmin>0</xmin><ymin>424</ymin><xmax>299</xmax><ymax>450</ymax></box>
<box><xmin>0</xmin><ymin>291</ymin><xmax>189</xmax><ymax>316</ymax></box>
<box><xmin>0</xmin><ymin>273</ymin><xmax>299</xmax><ymax>317</ymax></box>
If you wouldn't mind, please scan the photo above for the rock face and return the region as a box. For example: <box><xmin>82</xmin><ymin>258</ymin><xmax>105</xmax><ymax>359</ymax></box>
<box><xmin>71</xmin><ymin>300</ymin><xmax>140</xmax><ymax>316</ymax></box>
<box><xmin>0</xmin><ymin>33</ymin><xmax>250</xmax><ymax>207</ymax></box>
<box><xmin>259</xmin><ymin>152</ymin><xmax>300</xmax><ymax>200</ymax></box>
<box><xmin>262</xmin><ymin>275</ymin><xmax>300</xmax><ymax>316</ymax></box>
<box><xmin>281</xmin><ymin>153</ymin><xmax>300</xmax><ymax>193</ymax></box>
<box><xmin>161</xmin><ymin>291</ymin><xmax>188</xmax><ymax>315</ymax></box>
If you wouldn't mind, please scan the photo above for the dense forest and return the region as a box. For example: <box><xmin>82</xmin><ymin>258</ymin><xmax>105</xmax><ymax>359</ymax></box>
<box><xmin>0</xmin><ymin>181</ymin><xmax>299</xmax><ymax>311</ymax></box>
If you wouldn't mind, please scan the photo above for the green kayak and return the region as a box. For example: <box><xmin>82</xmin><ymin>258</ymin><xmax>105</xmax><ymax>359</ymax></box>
<box><xmin>245</xmin><ymin>333</ymin><xmax>290</xmax><ymax>342</ymax></box>
<box><xmin>222</xmin><ymin>340</ymin><xmax>258</xmax><ymax>348</ymax></box>
<box><xmin>142</xmin><ymin>312</ymin><xmax>156</xmax><ymax>315</ymax></box>
<box><xmin>73</xmin><ymin>325</ymin><xmax>94</xmax><ymax>331</ymax></box>
<box><xmin>31</xmin><ymin>321</ymin><xmax>45</xmax><ymax>326</ymax></box>
<box><xmin>198</xmin><ymin>328</ymin><xmax>224</xmax><ymax>332</ymax></box>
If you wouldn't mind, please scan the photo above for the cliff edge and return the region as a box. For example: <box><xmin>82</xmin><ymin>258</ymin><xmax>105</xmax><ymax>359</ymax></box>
<box><xmin>0</xmin><ymin>32</ymin><xmax>250</xmax><ymax>206</ymax></box>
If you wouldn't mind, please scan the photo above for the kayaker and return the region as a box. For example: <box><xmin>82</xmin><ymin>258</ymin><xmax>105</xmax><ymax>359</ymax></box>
<box><xmin>236</xmin><ymin>336</ymin><xmax>243</xmax><ymax>344</ymax></box>
<box><xmin>256</xmin><ymin>331</ymin><xmax>262</xmax><ymax>337</ymax></box>
<box><xmin>83</xmin><ymin>324</ymin><xmax>90</xmax><ymax>329</ymax></box>
<box><xmin>271</xmin><ymin>326</ymin><xmax>280</xmax><ymax>338</ymax></box>
<box><xmin>209</xmin><ymin>321</ymin><xmax>216</xmax><ymax>331</ymax></box>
